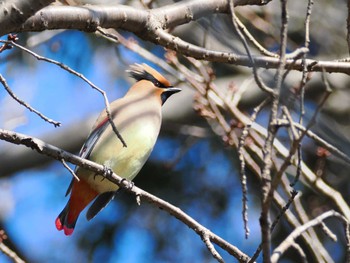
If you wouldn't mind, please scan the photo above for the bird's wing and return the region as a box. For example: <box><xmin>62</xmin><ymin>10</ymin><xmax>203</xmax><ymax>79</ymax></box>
<box><xmin>65</xmin><ymin>117</ymin><xmax>110</xmax><ymax>197</ymax></box>
<box><xmin>86</xmin><ymin>191</ymin><xmax>117</xmax><ymax>221</ymax></box>
<box><xmin>78</xmin><ymin>117</ymin><xmax>110</xmax><ymax>161</ymax></box>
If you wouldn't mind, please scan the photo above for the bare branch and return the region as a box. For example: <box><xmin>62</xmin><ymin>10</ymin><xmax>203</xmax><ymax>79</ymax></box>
<box><xmin>95</xmin><ymin>28</ymin><xmax>184</xmax><ymax>81</ymax></box>
<box><xmin>60</xmin><ymin>158</ymin><xmax>79</xmax><ymax>182</ymax></box>
<box><xmin>0</xmin><ymin>73</ymin><xmax>61</xmax><ymax>127</ymax></box>
<box><xmin>275</xmin><ymin>190</ymin><xmax>333</xmax><ymax>263</ymax></box>
<box><xmin>1</xmin><ymin>40</ymin><xmax>127</xmax><ymax>147</ymax></box>
<box><xmin>291</xmin><ymin>243</ymin><xmax>308</xmax><ymax>263</ymax></box>
<box><xmin>238</xmin><ymin>98</ymin><xmax>269</xmax><ymax>239</ymax></box>
<box><xmin>271</xmin><ymin>210</ymin><xmax>350</xmax><ymax>263</ymax></box>
<box><xmin>229</xmin><ymin>0</ymin><xmax>273</xmax><ymax>95</ymax></box>
<box><xmin>0</xmin><ymin>128</ymin><xmax>252</xmax><ymax>263</ymax></box>
<box><xmin>1</xmin><ymin>2</ymin><xmax>349</xmax><ymax>74</ymax></box>
<box><xmin>299</xmin><ymin>0</ymin><xmax>314</xmax><ymax>124</ymax></box>
<box><xmin>259</xmin><ymin>0</ymin><xmax>290</xmax><ymax>259</ymax></box>
<box><xmin>232</xmin><ymin>14</ymin><xmax>278</xmax><ymax>58</ymax></box>
<box><xmin>320</xmin><ymin>222</ymin><xmax>337</xmax><ymax>242</ymax></box>
<box><xmin>276</xmin><ymin>119</ymin><xmax>350</xmax><ymax>164</ymax></box>
<box><xmin>201</xmin><ymin>230</ymin><xmax>225</xmax><ymax>263</ymax></box>
<box><xmin>0</xmin><ymin>0</ymin><xmax>54</xmax><ymax>36</ymax></box>
<box><xmin>0</xmin><ymin>243</ymin><xmax>25</xmax><ymax>263</ymax></box>
<box><xmin>250</xmin><ymin>190</ymin><xmax>299</xmax><ymax>263</ymax></box>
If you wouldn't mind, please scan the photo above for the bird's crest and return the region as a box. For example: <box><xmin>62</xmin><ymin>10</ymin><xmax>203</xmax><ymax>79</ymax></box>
<box><xmin>128</xmin><ymin>63</ymin><xmax>171</xmax><ymax>88</ymax></box>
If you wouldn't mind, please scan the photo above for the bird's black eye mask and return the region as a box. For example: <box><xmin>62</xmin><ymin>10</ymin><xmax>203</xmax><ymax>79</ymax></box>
<box><xmin>128</xmin><ymin>68</ymin><xmax>169</xmax><ymax>89</ymax></box>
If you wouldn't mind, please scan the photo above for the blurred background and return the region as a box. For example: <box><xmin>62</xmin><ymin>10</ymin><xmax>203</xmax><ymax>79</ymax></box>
<box><xmin>0</xmin><ymin>0</ymin><xmax>350</xmax><ymax>262</ymax></box>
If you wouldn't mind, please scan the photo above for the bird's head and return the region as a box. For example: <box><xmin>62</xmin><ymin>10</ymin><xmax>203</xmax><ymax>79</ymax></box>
<box><xmin>127</xmin><ymin>63</ymin><xmax>181</xmax><ymax>105</ymax></box>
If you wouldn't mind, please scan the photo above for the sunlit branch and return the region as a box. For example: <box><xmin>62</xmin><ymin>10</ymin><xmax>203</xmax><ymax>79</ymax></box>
<box><xmin>271</xmin><ymin>210</ymin><xmax>350</xmax><ymax>263</ymax></box>
<box><xmin>1</xmin><ymin>2</ymin><xmax>350</xmax><ymax>74</ymax></box>
<box><xmin>0</xmin><ymin>128</ymin><xmax>252</xmax><ymax>263</ymax></box>
<box><xmin>0</xmin><ymin>242</ymin><xmax>25</xmax><ymax>263</ymax></box>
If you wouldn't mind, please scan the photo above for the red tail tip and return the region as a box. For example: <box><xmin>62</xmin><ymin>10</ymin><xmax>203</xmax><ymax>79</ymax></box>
<box><xmin>55</xmin><ymin>217</ymin><xmax>63</xmax><ymax>231</ymax></box>
<box><xmin>63</xmin><ymin>226</ymin><xmax>74</xmax><ymax>236</ymax></box>
<box><xmin>55</xmin><ymin>217</ymin><xmax>74</xmax><ymax>235</ymax></box>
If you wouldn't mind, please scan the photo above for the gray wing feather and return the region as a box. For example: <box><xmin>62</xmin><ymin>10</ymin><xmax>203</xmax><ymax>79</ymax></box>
<box><xmin>86</xmin><ymin>191</ymin><xmax>117</xmax><ymax>220</ymax></box>
<box><xmin>65</xmin><ymin>120</ymin><xmax>110</xmax><ymax>196</ymax></box>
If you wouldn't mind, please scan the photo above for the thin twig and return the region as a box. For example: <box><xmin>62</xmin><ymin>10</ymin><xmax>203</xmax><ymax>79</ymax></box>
<box><xmin>60</xmin><ymin>158</ymin><xmax>80</xmax><ymax>182</ymax></box>
<box><xmin>0</xmin><ymin>242</ymin><xmax>25</xmax><ymax>263</ymax></box>
<box><xmin>272</xmin><ymin>190</ymin><xmax>298</xmax><ymax>232</ymax></box>
<box><xmin>281</xmin><ymin>106</ymin><xmax>303</xmax><ymax>186</ymax></box>
<box><xmin>274</xmin><ymin>186</ymin><xmax>333</xmax><ymax>263</ymax></box>
<box><xmin>96</xmin><ymin>28</ymin><xmax>184</xmax><ymax>81</ymax></box>
<box><xmin>0</xmin><ymin>34</ymin><xmax>18</xmax><ymax>53</ymax></box>
<box><xmin>291</xmin><ymin>242</ymin><xmax>308</xmax><ymax>263</ymax></box>
<box><xmin>201</xmin><ymin>230</ymin><xmax>225</xmax><ymax>263</ymax></box>
<box><xmin>292</xmin><ymin>145</ymin><xmax>303</xmax><ymax>187</ymax></box>
<box><xmin>320</xmin><ymin>222</ymin><xmax>337</xmax><ymax>242</ymax></box>
<box><xmin>292</xmin><ymin>192</ymin><xmax>334</xmax><ymax>262</ymax></box>
<box><xmin>275</xmin><ymin>119</ymin><xmax>350</xmax><ymax>164</ymax></box>
<box><xmin>302</xmin><ymin>70</ymin><xmax>332</xmax><ymax>132</ymax></box>
<box><xmin>233</xmin><ymin>14</ymin><xmax>278</xmax><ymax>58</ymax></box>
<box><xmin>0</xmin><ymin>40</ymin><xmax>127</xmax><ymax>147</ymax></box>
<box><xmin>268</xmin><ymin>79</ymin><xmax>332</xmax><ymax>216</ymax></box>
<box><xmin>238</xmin><ymin>98</ymin><xmax>269</xmax><ymax>239</ymax></box>
<box><xmin>229</xmin><ymin>0</ymin><xmax>274</xmax><ymax>95</ymax></box>
<box><xmin>282</xmin><ymin>106</ymin><xmax>299</xmax><ymax>140</ymax></box>
<box><xmin>299</xmin><ymin>0</ymin><xmax>314</xmax><ymax>125</ymax></box>
<box><xmin>271</xmin><ymin>210</ymin><xmax>350</xmax><ymax>263</ymax></box>
<box><xmin>259</xmin><ymin>1</ymin><xmax>289</xmax><ymax>261</ymax></box>
<box><xmin>250</xmin><ymin>190</ymin><xmax>298</xmax><ymax>262</ymax></box>
<box><xmin>0</xmin><ymin>74</ymin><xmax>61</xmax><ymax>127</ymax></box>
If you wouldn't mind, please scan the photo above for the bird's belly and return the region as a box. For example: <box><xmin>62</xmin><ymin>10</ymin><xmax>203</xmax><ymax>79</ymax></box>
<box><xmin>81</xmin><ymin>122</ymin><xmax>159</xmax><ymax>193</ymax></box>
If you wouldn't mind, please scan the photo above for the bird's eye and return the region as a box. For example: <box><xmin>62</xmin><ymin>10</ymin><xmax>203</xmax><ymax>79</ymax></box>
<box><xmin>154</xmin><ymin>80</ymin><xmax>167</xmax><ymax>88</ymax></box>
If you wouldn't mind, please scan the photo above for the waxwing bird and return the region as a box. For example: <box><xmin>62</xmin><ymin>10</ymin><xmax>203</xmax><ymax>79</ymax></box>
<box><xmin>55</xmin><ymin>63</ymin><xmax>181</xmax><ymax>235</ymax></box>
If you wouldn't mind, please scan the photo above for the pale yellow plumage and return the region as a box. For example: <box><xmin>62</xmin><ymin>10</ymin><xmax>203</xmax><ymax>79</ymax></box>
<box><xmin>55</xmin><ymin>64</ymin><xmax>181</xmax><ymax>235</ymax></box>
<box><xmin>80</xmin><ymin>80</ymin><xmax>163</xmax><ymax>193</ymax></box>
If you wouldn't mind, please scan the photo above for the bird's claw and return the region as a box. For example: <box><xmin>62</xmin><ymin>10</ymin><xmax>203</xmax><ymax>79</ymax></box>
<box><xmin>102</xmin><ymin>166</ymin><xmax>113</xmax><ymax>176</ymax></box>
<box><xmin>99</xmin><ymin>166</ymin><xmax>113</xmax><ymax>181</ymax></box>
<box><xmin>120</xmin><ymin>178</ymin><xmax>134</xmax><ymax>190</ymax></box>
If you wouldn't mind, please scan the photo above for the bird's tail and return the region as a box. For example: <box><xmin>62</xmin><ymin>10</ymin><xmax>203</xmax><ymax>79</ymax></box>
<box><xmin>55</xmin><ymin>203</ymin><xmax>76</xmax><ymax>235</ymax></box>
<box><xmin>55</xmin><ymin>179</ymin><xmax>98</xmax><ymax>236</ymax></box>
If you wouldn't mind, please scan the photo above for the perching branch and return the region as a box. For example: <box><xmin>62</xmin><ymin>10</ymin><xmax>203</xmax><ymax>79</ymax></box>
<box><xmin>0</xmin><ymin>128</ymin><xmax>252</xmax><ymax>263</ymax></box>
<box><xmin>2</xmin><ymin>0</ymin><xmax>350</xmax><ymax>262</ymax></box>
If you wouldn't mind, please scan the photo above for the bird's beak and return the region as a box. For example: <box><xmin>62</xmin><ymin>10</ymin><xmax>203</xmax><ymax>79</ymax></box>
<box><xmin>161</xmin><ymin>87</ymin><xmax>182</xmax><ymax>105</ymax></box>
<box><xmin>165</xmin><ymin>87</ymin><xmax>182</xmax><ymax>94</ymax></box>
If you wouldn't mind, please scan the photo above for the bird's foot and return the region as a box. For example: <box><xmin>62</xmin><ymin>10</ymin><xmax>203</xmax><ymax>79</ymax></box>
<box><xmin>121</xmin><ymin>178</ymin><xmax>134</xmax><ymax>191</ymax></box>
<box><xmin>100</xmin><ymin>166</ymin><xmax>113</xmax><ymax>181</ymax></box>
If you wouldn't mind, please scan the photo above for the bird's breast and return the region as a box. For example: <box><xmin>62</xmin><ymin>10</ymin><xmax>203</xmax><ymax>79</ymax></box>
<box><xmin>80</xmin><ymin>106</ymin><xmax>161</xmax><ymax>193</ymax></box>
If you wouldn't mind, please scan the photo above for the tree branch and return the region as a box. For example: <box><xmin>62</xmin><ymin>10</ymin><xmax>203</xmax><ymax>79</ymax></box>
<box><xmin>271</xmin><ymin>210</ymin><xmax>350</xmax><ymax>263</ymax></box>
<box><xmin>0</xmin><ymin>128</ymin><xmax>252</xmax><ymax>263</ymax></box>
<box><xmin>3</xmin><ymin>1</ymin><xmax>350</xmax><ymax>74</ymax></box>
<box><xmin>0</xmin><ymin>0</ymin><xmax>54</xmax><ymax>35</ymax></box>
<box><xmin>0</xmin><ymin>242</ymin><xmax>25</xmax><ymax>263</ymax></box>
